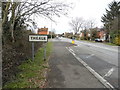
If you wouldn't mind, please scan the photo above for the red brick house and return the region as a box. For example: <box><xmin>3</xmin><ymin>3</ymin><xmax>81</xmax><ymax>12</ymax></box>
<box><xmin>38</xmin><ymin>27</ymin><xmax>48</xmax><ymax>35</ymax></box>
<box><xmin>80</xmin><ymin>28</ymin><xmax>106</xmax><ymax>41</ymax></box>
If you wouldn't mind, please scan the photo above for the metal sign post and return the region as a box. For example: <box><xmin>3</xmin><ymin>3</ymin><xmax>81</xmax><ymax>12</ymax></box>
<box><xmin>32</xmin><ymin>43</ymin><xmax>35</xmax><ymax>61</ymax></box>
<box><xmin>43</xmin><ymin>42</ymin><xmax>47</xmax><ymax>61</ymax></box>
<box><xmin>29</xmin><ymin>35</ymin><xmax>48</xmax><ymax>61</ymax></box>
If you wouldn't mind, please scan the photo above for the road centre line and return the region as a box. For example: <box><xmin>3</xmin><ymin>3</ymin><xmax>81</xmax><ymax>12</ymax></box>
<box><xmin>66</xmin><ymin>47</ymin><xmax>115</xmax><ymax>89</ymax></box>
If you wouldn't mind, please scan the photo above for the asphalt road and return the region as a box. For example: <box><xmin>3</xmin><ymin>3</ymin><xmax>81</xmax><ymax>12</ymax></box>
<box><xmin>47</xmin><ymin>40</ymin><xmax>105</xmax><ymax>88</ymax></box>
<box><xmin>56</xmin><ymin>37</ymin><xmax>119</xmax><ymax>89</ymax></box>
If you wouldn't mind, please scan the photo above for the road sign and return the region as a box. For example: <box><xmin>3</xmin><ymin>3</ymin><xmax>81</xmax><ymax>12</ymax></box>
<box><xmin>29</xmin><ymin>35</ymin><xmax>48</xmax><ymax>61</ymax></box>
<box><xmin>29</xmin><ymin>35</ymin><xmax>48</xmax><ymax>42</ymax></box>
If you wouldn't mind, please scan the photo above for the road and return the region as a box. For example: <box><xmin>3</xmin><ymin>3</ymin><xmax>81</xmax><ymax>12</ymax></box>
<box><xmin>47</xmin><ymin>40</ymin><xmax>105</xmax><ymax>88</ymax></box>
<box><xmin>52</xmin><ymin>37</ymin><xmax>119</xmax><ymax>88</ymax></box>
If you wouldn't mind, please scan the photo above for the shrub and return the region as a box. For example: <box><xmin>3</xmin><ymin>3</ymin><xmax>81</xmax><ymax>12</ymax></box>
<box><xmin>80</xmin><ymin>37</ymin><xmax>84</xmax><ymax>40</ymax></box>
<box><xmin>47</xmin><ymin>35</ymin><xmax>55</xmax><ymax>39</ymax></box>
<box><xmin>114</xmin><ymin>36</ymin><xmax>120</xmax><ymax>45</ymax></box>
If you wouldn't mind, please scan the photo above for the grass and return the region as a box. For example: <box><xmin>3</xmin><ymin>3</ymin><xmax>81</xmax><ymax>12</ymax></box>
<box><xmin>80</xmin><ymin>39</ymin><xmax>95</xmax><ymax>43</ymax></box>
<box><xmin>103</xmin><ymin>42</ymin><xmax>118</xmax><ymax>46</ymax></box>
<box><xmin>80</xmin><ymin>39</ymin><xmax>118</xmax><ymax>46</ymax></box>
<box><xmin>3</xmin><ymin>42</ymin><xmax>52</xmax><ymax>88</ymax></box>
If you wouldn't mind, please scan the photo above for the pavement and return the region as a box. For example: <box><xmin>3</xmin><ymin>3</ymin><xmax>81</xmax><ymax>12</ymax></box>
<box><xmin>46</xmin><ymin>39</ymin><xmax>106</xmax><ymax>88</ymax></box>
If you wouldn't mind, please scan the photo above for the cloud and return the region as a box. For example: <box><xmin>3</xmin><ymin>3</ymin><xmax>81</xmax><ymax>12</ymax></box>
<box><xmin>35</xmin><ymin>0</ymin><xmax>116</xmax><ymax>34</ymax></box>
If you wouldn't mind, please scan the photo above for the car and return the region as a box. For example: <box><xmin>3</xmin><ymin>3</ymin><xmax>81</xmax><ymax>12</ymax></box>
<box><xmin>56</xmin><ymin>36</ymin><xmax>59</xmax><ymax>39</ymax></box>
<box><xmin>95</xmin><ymin>38</ymin><xmax>102</xmax><ymax>42</ymax></box>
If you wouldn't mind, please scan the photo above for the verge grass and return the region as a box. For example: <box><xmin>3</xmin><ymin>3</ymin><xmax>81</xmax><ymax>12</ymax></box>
<box><xmin>80</xmin><ymin>39</ymin><xmax>118</xmax><ymax>46</ymax></box>
<box><xmin>4</xmin><ymin>42</ymin><xmax>52</xmax><ymax>88</ymax></box>
<box><xmin>103</xmin><ymin>42</ymin><xmax>118</xmax><ymax>46</ymax></box>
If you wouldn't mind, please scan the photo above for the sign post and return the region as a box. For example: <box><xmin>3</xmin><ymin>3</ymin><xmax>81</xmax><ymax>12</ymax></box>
<box><xmin>43</xmin><ymin>42</ymin><xmax>46</xmax><ymax>61</ymax></box>
<box><xmin>32</xmin><ymin>43</ymin><xmax>34</xmax><ymax>61</ymax></box>
<box><xmin>29</xmin><ymin>35</ymin><xmax>48</xmax><ymax>61</ymax></box>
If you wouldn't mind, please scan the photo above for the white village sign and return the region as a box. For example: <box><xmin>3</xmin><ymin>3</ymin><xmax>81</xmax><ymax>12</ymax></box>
<box><xmin>29</xmin><ymin>35</ymin><xmax>48</xmax><ymax>42</ymax></box>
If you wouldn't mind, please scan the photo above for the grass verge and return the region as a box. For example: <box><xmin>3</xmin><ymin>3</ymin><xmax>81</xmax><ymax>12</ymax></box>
<box><xmin>79</xmin><ymin>40</ymin><xmax>95</xmax><ymax>43</ymax></box>
<box><xmin>80</xmin><ymin>40</ymin><xmax>118</xmax><ymax>46</ymax></box>
<box><xmin>3</xmin><ymin>42</ymin><xmax>52</xmax><ymax>88</ymax></box>
<box><xmin>103</xmin><ymin>42</ymin><xmax>118</xmax><ymax>46</ymax></box>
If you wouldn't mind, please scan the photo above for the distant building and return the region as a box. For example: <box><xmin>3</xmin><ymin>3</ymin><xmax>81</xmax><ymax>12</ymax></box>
<box><xmin>38</xmin><ymin>27</ymin><xmax>48</xmax><ymax>35</ymax></box>
<box><xmin>97</xmin><ymin>28</ymin><xmax>106</xmax><ymax>41</ymax></box>
<box><xmin>64</xmin><ymin>32</ymin><xmax>73</xmax><ymax>37</ymax></box>
<box><xmin>79</xmin><ymin>27</ymin><xmax>107</xmax><ymax>41</ymax></box>
<box><xmin>80</xmin><ymin>30</ymin><xmax>90</xmax><ymax>38</ymax></box>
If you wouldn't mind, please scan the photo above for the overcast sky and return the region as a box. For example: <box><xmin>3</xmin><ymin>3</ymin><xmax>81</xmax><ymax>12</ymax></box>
<box><xmin>34</xmin><ymin>0</ymin><xmax>118</xmax><ymax>34</ymax></box>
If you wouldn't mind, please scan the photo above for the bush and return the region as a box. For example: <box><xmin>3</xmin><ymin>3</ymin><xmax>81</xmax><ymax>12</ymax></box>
<box><xmin>114</xmin><ymin>36</ymin><xmax>120</xmax><ymax>45</ymax></box>
<box><xmin>2</xmin><ymin>30</ymin><xmax>42</xmax><ymax>86</ymax></box>
<box><xmin>80</xmin><ymin>37</ymin><xmax>84</xmax><ymax>40</ymax></box>
<box><xmin>68</xmin><ymin>35</ymin><xmax>73</xmax><ymax>39</ymax></box>
<box><xmin>47</xmin><ymin>35</ymin><xmax>56</xmax><ymax>39</ymax></box>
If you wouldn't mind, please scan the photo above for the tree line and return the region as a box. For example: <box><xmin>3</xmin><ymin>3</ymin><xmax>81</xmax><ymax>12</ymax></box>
<box><xmin>69</xmin><ymin>17</ymin><xmax>96</xmax><ymax>40</ymax></box>
<box><xmin>2</xmin><ymin>0</ymin><xmax>71</xmax><ymax>43</ymax></box>
<box><xmin>1</xmin><ymin>0</ymin><xmax>72</xmax><ymax>86</ymax></box>
<box><xmin>69</xmin><ymin>0</ymin><xmax>120</xmax><ymax>45</ymax></box>
<box><xmin>101</xmin><ymin>0</ymin><xmax>120</xmax><ymax>44</ymax></box>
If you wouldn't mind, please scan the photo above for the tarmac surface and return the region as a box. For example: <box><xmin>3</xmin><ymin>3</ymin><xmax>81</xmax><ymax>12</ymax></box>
<box><xmin>46</xmin><ymin>40</ymin><xmax>106</xmax><ymax>88</ymax></box>
<box><xmin>60</xmin><ymin>37</ymin><xmax>119</xmax><ymax>89</ymax></box>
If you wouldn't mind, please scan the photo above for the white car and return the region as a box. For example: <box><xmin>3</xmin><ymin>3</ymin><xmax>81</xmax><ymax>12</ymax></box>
<box><xmin>95</xmin><ymin>38</ymin><xmax>102</xmax><ymax>42</ymax></box>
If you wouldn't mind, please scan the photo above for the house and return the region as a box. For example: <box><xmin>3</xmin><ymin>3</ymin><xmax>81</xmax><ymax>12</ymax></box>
<box><xmin>64</xmin><ymin>32</ymin><xmax>73</xmax><ymax>38</ymax></box>
<box><xmin>79</xmin><ymin>27</ymin><xmax>107</xmax><ymax>41</ymax></box>
<box><xmin>38</xmin><ymin>27</ymin><xmax>48</xmax><ymax>35</ymax></box>
<box><xmin>79</xmin><ymin>30</ymin><xmax>90</xmax><ymax>40</ymax></box>
<box><xmin>97</xmin><ymin>28</ymin><xmax>106</xmax><ymax>41</ymax></box>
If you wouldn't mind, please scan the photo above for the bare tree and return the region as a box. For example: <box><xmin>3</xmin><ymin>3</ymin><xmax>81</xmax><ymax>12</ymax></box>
<box><xmin>69</xmin><ymin>17</ymin><xmax>84</xmax><ymax>34</ymax></box>
<box><xmin>87</xmin><ymin>19</ymin><xmax>96</xmax><ymax>40</ymax></box>
<box><xmin>2</xmin><ymin>0</ymin><xmax>72</xmax><ymax>42</ymax></box>
<box><xmin>80</xmin><ymin>19</ymin><xmax>96</xmax><ymax>40</ymax></box>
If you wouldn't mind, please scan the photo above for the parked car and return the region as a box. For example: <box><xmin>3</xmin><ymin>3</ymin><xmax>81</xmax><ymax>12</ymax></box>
<box><xmin>56</xmin><ymin>36</ymin><xmax>59</xmax><ymax>39</ymax></box>
<box><xmin>95</xmin><ymin>38</ymin><xmax>102</xmax><ymax>42</ymax></box>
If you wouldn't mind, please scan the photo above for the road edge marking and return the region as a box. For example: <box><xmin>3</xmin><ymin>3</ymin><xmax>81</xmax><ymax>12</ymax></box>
<box><xmin>66</xmin><ymin>47</ymin><xmax>115</xmax><ymax>90</ymax></box>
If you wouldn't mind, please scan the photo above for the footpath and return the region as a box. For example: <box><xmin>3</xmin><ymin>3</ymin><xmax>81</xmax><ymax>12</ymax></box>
<box><xmin>46</xmin><ymin>41</ymin><xmax>106</xmax><ymax>88</ymax></box>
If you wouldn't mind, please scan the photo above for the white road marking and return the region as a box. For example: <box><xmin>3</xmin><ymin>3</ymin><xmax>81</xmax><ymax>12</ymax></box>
<box><xmin>103</xmin><ymin>68</ymin><xmax>115</xmax><ymax>78</ymax></box>
<box><xmin>66</xmin><ymin>47</ymin><xmax>115</xmax><ymax>89</ymax></box>
<box><xmin>67</xmin><ymin>47</ymin><xmax>76</xmax><ymax>56</ymax></box>
<box><xmin>86</xmin><ymin>54</ymin><xmax>95</xmax><ymax>58</ymax></box>
<box><xmin>69</xmin><ymin>48</ymin><xmax>74</xmax><ymax>53</ymax></box>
